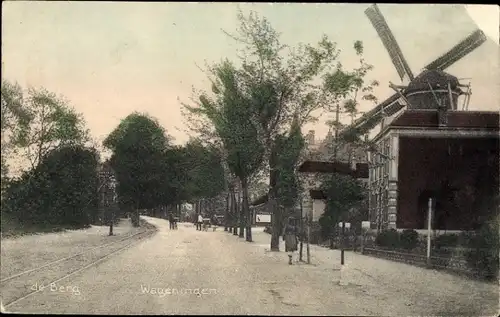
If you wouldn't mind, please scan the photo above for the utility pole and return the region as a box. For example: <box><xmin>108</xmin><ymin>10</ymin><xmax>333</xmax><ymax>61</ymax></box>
<box><xmin>426</xmin><ymin>198</ymin><xmax>433</xmax><ymax>267</ymax></box>
<box><xmin>333</xmin><ymin>101</ymin><xmax>346</xmax><ymax>270</ymax></box>
<box><xmin>306</xmin><ymin>210</ymin><xmax>311</xmax><ymax>264</ymax></box>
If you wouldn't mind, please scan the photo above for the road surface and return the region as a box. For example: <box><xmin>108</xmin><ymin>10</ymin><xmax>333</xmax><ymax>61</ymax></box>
<box><xmin>3</xmin><ymin>216</ymin><xmax>498</xmax><ymax>315</ymax></box>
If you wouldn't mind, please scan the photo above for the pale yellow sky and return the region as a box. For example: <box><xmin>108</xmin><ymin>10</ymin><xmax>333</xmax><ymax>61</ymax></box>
<box><xmin>2</xmin><ymin>3</ymin><xmax>499</xmax><ymax>149</ymax></box>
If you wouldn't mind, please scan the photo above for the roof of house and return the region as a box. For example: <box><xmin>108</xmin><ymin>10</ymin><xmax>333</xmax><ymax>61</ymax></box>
<box><xmin>310</xmin><ymin>189</ymin><xmax>327</xmax><ymax>200</ymax></box>
<box><xmin>373</xmin><ymin>110</ymin><xmax>499</xmax><ymax>142</ymax></box>
<box><xmin>298</xmin><ymin>160</ymin><xmax>368</xmax><ymax>179</ymax></box>
<box><xmin>390</xmin><ymin>110</ymin><xmax>499</xmax><ymax>129</ymax></box>
<box><xmin>250</xmin><ymin>194</ymin><xmax>268</xmax><ymax>206</ymax></box>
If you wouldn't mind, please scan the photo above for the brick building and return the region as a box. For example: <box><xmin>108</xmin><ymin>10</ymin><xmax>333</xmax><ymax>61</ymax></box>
<box><xmin>369</xmin><ymin>109</ymin><xmax>499</xmax><ymax>231</ymax></box>
<box><xmin>367</xmin><ymin>70</ymin><xmax>499</xmax><ymax>232</ymax></box>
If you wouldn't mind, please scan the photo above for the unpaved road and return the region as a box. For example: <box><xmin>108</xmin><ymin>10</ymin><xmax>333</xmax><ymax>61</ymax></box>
<box><xmin>1</xmin><ymin>219</ymin><xmax>140</xmax><ymax>280</ymax></box>
<box><xmin>3</xmin><ymin>216</ymin><xmax>498</xmax><ymax>316</ymax></box>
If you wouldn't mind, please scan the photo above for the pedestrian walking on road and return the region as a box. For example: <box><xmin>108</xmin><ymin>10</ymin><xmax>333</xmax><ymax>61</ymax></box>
<box><xmin>197</xmin><ymin>214</ymin><xmax>203</xmax><ymax>231</ymax></box>
<box><xmin>283</xmin><ymin>217</ymin><xmax>299</xmax><ymax>265</ymax></box>
<box><xmin>168</xmin><ymin>212</ymin><xmax>175</xmax><ymax>230</ymax></box>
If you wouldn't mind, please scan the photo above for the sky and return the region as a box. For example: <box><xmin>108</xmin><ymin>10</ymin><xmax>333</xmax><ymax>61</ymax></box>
<box><xmin>2</xmin><ymin>2</ymin><xmax>499</xmax><ymax>152</ymax></box>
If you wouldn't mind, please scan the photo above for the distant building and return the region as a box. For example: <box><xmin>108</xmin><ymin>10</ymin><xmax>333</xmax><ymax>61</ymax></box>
<box><xmin>250</xmin><ymin>129</ymin><xmax>369</xmax><ymax>231</ymax></box>
<box><xmin>299</xmin><ymin>129</ymin><xmax>369</xmax><ymax>224</ymax></box>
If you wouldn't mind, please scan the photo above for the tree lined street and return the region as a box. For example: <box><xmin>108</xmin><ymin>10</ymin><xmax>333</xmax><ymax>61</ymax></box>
<box><xmin>3</xmin><ymin>217</ymin><xmax>496</xmax><ymax>316</ymax></box>
<box><xmin>2</xmin><ymin>4</ymin><xmax>499</xmax><ymax>316</ymax></box>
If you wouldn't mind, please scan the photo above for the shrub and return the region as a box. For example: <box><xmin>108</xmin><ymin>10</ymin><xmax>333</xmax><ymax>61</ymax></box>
<box><xmin>2</xmin><ymin>145</ymin><xmax>99</xmax><ymax>228</ymax></box>
<box><xmin>375</xmin><ymin>229</ymin><xmax>400</xmax><ymax>248</ymax></box>
<box><xmin>400</xmin><ymin>229</ymin><xmax>419</xmax><ymax>250</ymax></box>
<box><xmin>433</xmin><ymin>233</ymin><xmax>459</xmax><ymax>249</ymax></box>
<box><xmin>465</xmin><ymin>219</ymin><xmax>499</xmax><ymax>280</ymax></box>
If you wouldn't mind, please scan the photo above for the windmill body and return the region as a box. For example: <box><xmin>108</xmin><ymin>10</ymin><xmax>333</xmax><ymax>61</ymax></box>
<box><xmin>354</xmin><ymin>4</ymin><xmax>499</xmax><ymax>232</ymax></box>
<box><xmin>346</xmin><ymin>5</ymin><xmax>487</xmax><ymax>136</ymax></box>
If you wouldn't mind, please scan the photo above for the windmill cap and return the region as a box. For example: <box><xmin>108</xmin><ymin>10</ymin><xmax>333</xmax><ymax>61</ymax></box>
<box><xmin>406</xmin><ymin>69</ymin><xmax>460</xmax><ymax>94</ymax></box>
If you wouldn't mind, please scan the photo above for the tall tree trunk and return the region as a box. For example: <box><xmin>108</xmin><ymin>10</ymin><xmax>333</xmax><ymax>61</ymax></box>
<box><xmin>299</xmin><ymin>200</ymin><xmax>304</xmax><ymax>261</ymax></box>
<box><xmin>334</xmin><ymin>102</ymin><xmax>340</xmax><ymax>160</ymax></box>
<box><xmin>238</xmin><ymin>182</ymin><xmax>244</xmax><ymax>238</ymax></box>
<box><xmin>329</xmin><ymin>229</ymin><xmax>335</xmax><ymax>249</ymax></box>
<box><xmin>227</xmin><ymin>188</ymin><xmax>232</xmax><ymax>232</ymax></box>
<box><xmin>194</xmin><ymin>200</ymin><xmax>199</xmax><ymax>229</ymax></box>
<box><xmin>232</xmin><ymin>187</ymin><xmax>238</xmax><ymax>236</ymax></box>
<box><xmin>224</xmin><ymin>190</ymin><xmax>230</xmax><ymax>231</ymax></box>
<box><xmin>242</xmin><ymin>178</ymin><xmax>252</xmax><ymax>242</ymax></box>
<box><xmin>133</xmin><ymin>203</ymin><xmax>140</xmax><ymax>227</ymax></box>
<box><xmin>270</xmin><ymin>194</ymin><xmax>282</xmax><ymax>251</ymax></box>
<box><xmin>306</xmin><ymin>216</ymin><xmax>311</xmax><ymax>264</ymax></box>
<box><xmin>108</xmin><ymin>203</ymin><xmax>114</xmax><ymax>236</ymax></box>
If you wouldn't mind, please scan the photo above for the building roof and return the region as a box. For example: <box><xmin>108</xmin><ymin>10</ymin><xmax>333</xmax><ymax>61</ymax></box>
<box><xmin>250</xmin><ymin>194</ymin><xmax>268</xmax><ymax>206</ymax></box>
<box><xmin>310</xmin><ymin>189</ymin><xmax>327</xmax><ymax>200</ymax></box>
<box><xmin>298</xmin><ymin>160</ymin><xmax>368</xmax><ymax>179</ymax></box>
<box><xmin>390</xmin><ymin>110</ymin><xmax>499</xmax><ymax>129</ymax></box>
<box><xmin>372</xmin><ymin>110</ymin><xmax>500</xmax><ymax>142</ymax></box>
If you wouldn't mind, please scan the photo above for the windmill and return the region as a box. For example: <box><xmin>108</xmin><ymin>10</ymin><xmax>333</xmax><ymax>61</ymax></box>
<box><xmin>342</xmin><ymin>4</ymin><xmax>487</xmax><ymax>138</ymax></box>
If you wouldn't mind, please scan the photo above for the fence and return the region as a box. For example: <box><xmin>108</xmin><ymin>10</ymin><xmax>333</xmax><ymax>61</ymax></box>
<box><xmin>317</xmin><ymin>231</ymin><xmax>495</xmax><ymax>279</ymax></box>
<box><xmin>360</xmin><ymin>246</ymin><xmax>473</xmax><ymax>275</ymax></box>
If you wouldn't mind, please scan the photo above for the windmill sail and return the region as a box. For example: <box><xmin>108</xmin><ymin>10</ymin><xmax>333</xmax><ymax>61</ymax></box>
<box><xmin>423</xmin><ymin>29</ymin><xmax>487</xmax><ymax>71</ymax></box>
<box><xmin>365</xmin><ymin>4</ymin><xmax>414</xmax><ymax>82</ymax></box>
<box><xmin>342</xmin><ymin>93</ymin><xmax>404</xmax><ymax>137</ymax></box>
<box><xmin>344</xmin><ymin>11</ymin><xmax>488</xmax><ymax>138</ymax></box>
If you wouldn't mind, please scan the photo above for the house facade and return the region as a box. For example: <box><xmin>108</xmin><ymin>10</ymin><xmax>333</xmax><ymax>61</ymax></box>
<box><xmin>369</xmin><ymin>109</ymin><xmax>499</xmax><ymax>232</ymax></box>
<box><xmin>300</xmin><ymin>129</ymin><xmax>369</xmax><ymax>224</ymax></box>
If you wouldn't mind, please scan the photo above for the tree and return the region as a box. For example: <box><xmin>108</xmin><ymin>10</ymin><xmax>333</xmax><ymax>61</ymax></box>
<box><xmin>1</xmin><ymin>81</ymin><xmax>29</xmax><ymax>134</ymax></box>
<box><xmin>1</xmin><ymin>81</ymin><xmax>31</xmax><ymax>191</ymax></box>
<box><xmin>318</xmin><ymin>173</ymin><xmax>366</xmax><ymax>245</ymax></box>
<box><xmin>162</xmin><ymin>145</ymin><xmax>190</xmax><ymax>209</ymax></box>
<box><xmin>183</xmin><ymin>10</ymin><xmax>379</xmax><ymax>248</ymax></box>
<box><xmin>103</xmin><ymin>112</ymin><xmax>169</xmax><ymax>226</ymax></box>
<box><xmin>324</xmin><ymin>41</ymin><xmax>380</xmax><ymax>162</ymax></box>
<box><xmin>186</xmin><ymin>11</ymin><xmax>338</xmax><ymax>244</ymax></box>
<box><xmin>184</xmin><ymin>59</ymin><xmax>267</xmax><ymax>241</ymax></box>
<box><xmin>2</xmin><ymin>144</ymin><xmax>99</xmax><ymax>228</ymax></box>
<box><xmin>248</xmin><ymin>179</ymin><xmax>268</xmax><ymax>203</ymax></box>
<box><xmin>222</xmin><ymin>11</ymin><xmax>378</xmax><ymax>251</ymax></box>
<box><xmin>10</xmin><ymin>87</ymin><xmax>89</xmax><ymax>170</ymax></box>
<box><xmin>184</xmin><ymin>140</ymin><xmax>226</xmax><ymax>202</ymax></box>
<box><xmin>214</xmin><ymin>60</ymin><xmax>265</xmax><ymax>241</ymax></box>
<box><xmin>270</xmin><ymin>115</ymin><xmax>306</xmax><ymax>248</ymax></box>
